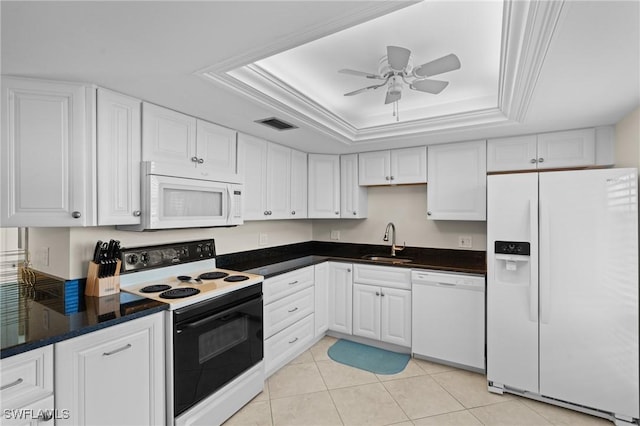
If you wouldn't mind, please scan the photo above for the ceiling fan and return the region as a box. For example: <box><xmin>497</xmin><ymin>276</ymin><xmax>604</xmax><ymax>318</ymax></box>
<box><xmin>339</xmin><ymin>46</ymin><xmax>461</xmax><ymax>107</ymax></box>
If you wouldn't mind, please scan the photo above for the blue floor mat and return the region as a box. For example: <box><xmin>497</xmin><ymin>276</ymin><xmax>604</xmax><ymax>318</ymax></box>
<box><xmin>328</xmin><ymin>339</ymin><xmax>410</xmax><ymax>375</ymax></box>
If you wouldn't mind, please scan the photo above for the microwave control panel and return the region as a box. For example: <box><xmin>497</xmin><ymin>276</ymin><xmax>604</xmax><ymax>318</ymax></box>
<box><xmin>120</xmin><ymin>239</ymin><xmax>216</xmax><ymax>273</ymax></box>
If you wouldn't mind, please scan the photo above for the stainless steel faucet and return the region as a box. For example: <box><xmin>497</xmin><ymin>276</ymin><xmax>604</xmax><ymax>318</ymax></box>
<box><xmin>383</xmin><ymin>222</ymin><xmax>405</xmax><ymax>256</ymax></box>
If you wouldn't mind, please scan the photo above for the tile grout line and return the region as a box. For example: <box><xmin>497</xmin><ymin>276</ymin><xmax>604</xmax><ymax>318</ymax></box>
<box><xmin>311</xmin><ymin>342</ymin><xmax>346</xmax><ymax>426</ymax></box>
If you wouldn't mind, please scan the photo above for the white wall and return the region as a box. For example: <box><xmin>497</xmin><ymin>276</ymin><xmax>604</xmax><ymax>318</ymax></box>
<box><xmin>312</xmin><ymin>185</ymin><xmax>487</xmax><ymax>251</ymax></box>
<box><xmin>30</xmin><ymin>220</ymin><xmax>313</xmax><ymax>280</ymax></box>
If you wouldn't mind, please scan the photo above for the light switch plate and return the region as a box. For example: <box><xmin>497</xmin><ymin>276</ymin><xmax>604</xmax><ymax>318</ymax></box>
<box><xmin>330</xmin><ymin>230</ymin><xmax>340</xmax><ymax>240</ymax></box>
<box><xmin>259</xmin><ymin>233</ymin><xmax>268</xmax><ymax>246</ymax></box>
<box><xmin>458</xmin><ymin>236</ymin><xmax>472</xmax><ymax>248</ymax></box>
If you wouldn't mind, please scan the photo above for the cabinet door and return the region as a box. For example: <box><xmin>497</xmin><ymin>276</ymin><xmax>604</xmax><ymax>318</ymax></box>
<box><xmin>358</xmin><ymin>150</ymin><xmax>390</xmax><ymax>185</ymax></box>
<box><xmin>390</xmin><ymin>146</ymin><xmax>427</xmax><ymax>184</ymax></box>
<box><xmin>328</xmin><ymin>263</ymin><xmax>353</xmax><ymax>334</ymax></box>
<box><xmin>266</xmin><ymin>143</ymin><xmax>291</xmax><ymax>219</ymax></box>
<box><xmin>97</xmin><ymin>89</ymin><xmax>141</xmax><ymax>225</ymax></box>
<box><xmin>238</xmin><ymin>134</ymin><xmax>268</xmax><ymax>220</ymax></box>
<box><xmin>1</xmin><ymin>77</ymin><xmax>95</xmax><ymax>226</ymax></box>
<box><xmin>55</xmin><ymin>313</ymin><xmax>164</xmax><ymax>426</ymax></box>
<box><xmin>536</xmin><ymin>128</ymin><xmax>595</xmax><ymax>169</ymax></box>
<box><xmin>308</xmin><ymin>154</ymin><xmax>340</xmax><ymax>218</ymax></box>
<box><xmin>352</xmin><ymin>284</ymin><xmax>380</xmax><ymax>340</ymax></box>
<box><xmin>142</xmin><ymin>102</ymin><xmax>196</xmax><ymax>165</ymax></box>
<box><xmin>427</xmin><ymin>140</ymin><xmax>487</xmax><ymax>221</ymax></box>
<box><xmin>290</xmin><ymin>149</ymin><xmax>308</xmax><ymax>218</ymax></box>
<box><xmin>314</xmin><ymin>262</ymin><xmax>329</xmax><ymax>337</ymax></box>
<box><xmin>196</xmin><ymin>119</ymin><xmax>238</xmax><ymax>179</ymax></box>
<box><xmin>380</xmin><ymin>287</ymin><xmax>411</xmax><ymax>347</ymax></box>
<box><xmin>487</xmin><ymin>135</ymin><xmax>537</xmax><ymax>172</ymax></box>
<box><xmin>340</xmin><ymin>154</ymin><xmax>368</xmax><ymax>218</ymax></box>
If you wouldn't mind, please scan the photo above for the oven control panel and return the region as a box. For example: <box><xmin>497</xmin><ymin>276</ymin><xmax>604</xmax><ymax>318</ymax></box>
<box><xmin>120</xmin><ymin>239</ymin><xmax>216</xmax><ymax>273</ymax></box>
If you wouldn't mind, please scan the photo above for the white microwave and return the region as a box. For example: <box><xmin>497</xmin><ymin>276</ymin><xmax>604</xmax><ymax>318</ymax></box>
<box><xmin>117</xmin><ymin>162</ymin><xmax>243</xmax><ymax>231</ymax></box>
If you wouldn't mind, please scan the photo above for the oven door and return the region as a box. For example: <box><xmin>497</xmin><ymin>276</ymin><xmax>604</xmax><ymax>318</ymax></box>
<box><xmin>173</xmin><ymin>285</ymin><xmax>263</xmax><ymax>416</ymax></box>
<box><xmin>147</xmin><ymin>174</ymin><xmax>241</xmax><ymax>229</ymax></box>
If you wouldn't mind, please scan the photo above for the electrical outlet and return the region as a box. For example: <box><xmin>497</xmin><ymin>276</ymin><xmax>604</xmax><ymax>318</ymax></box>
<box><xmin>259</xmin><ymin>233</ymin><xmax>268</xmax><ymax>246</ymax></box>
<box><xmin>330</xmin><ymin>230</ymin><xmax>340</xmax><ymax>241</ymax></box>
<box><xmin>458</xmin><ymin>236</ymin><xmax>473</xmax><ymax>248</ymax></box>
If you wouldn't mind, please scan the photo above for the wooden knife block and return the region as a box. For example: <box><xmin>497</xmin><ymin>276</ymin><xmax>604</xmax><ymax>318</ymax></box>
<box><xmin>85</xmin><ymin>260</ymin><xmax>121</xmax><ymax>297</ymax></box>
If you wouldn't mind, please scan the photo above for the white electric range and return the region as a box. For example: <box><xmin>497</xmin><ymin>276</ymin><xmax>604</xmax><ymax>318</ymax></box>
<box><xmin>119</xmin><ymin>239</ymin><xmax>265</xmax><ymax>425</ymax></box>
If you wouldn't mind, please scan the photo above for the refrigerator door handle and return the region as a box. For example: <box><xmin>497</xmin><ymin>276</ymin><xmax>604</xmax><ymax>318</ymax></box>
<box><xmin>529</xmin><ymin>199</ymin><xmax>538</xmax><ymax>323</ymax></box>
<box><xmin>539</xmin><ymin>200</ymin><xmax>551</xmax><ymax>324</ymax></box>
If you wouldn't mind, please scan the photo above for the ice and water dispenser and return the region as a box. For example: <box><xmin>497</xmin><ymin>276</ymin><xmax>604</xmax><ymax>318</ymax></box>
<box><xmin>494</xmin><ymin>241</ymin><xmax>531</xmax><ymax>285</ymax></box>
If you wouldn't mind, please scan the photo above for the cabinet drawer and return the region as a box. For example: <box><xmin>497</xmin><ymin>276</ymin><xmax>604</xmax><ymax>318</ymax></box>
<box><xmin>353</xmin><ymin>264</ymin><xmax>411</xmax><ymax>290</ymax></box>
<box><xmin>264</xmin><ymin>286</ymin><xmax>314</xmax><ymax>338</ymax></box>
<box><xmin>0</xmin><ymin>346</ymin><xmax>53</xmax><ymax>408</ymax></box>
<box><xmin>264</xmin><ymin>266</ymin><xmax>314</xmax><ymax>304</ymax></box>
<box><xmin>2</xmin><ymin>394</ymin><xmax>54</xmax><ymax>425</ymax></box>
<box><xmin>265</xmin><ymin>314</ymin><xmax>314</xmax><ymax>377</ymax></box>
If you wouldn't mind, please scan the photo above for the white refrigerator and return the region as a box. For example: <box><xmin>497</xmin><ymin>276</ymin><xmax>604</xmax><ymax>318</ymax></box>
<box><xmin>487</xmin><ymin>168</ymin><xmax>639</xmax><ymax>423</ymax></box>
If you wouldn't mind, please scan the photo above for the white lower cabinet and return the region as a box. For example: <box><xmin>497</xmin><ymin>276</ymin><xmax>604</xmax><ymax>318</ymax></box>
<box><xmin>352</xmin><ymin>264</ymin><xmax>412</xmax><ymax>347</ymax></box>
<box><xmin>263</xmin><ymin>266</ymin><xmax>316</xmax><ymax>377</ymax></box>
<box><xmin>327</xmin><ymin>262</ymin><xmax>353</xmax><ymax>335</ymax></box>
<box><xmin>54</xmin><ymin>313</ymin><xmax>165</xmax><ymax>426</ymax></box>
<box><xmin>1</xmin><ymin>346</ymin><xmax>54</xmax><ymax>426</ymax></box>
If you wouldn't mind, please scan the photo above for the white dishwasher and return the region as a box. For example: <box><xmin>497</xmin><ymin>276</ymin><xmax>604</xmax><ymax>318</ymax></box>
<box><xmin>411</xmin><ymin>269</ymin><xmax>485</xmax><ymax>372</ymax></box>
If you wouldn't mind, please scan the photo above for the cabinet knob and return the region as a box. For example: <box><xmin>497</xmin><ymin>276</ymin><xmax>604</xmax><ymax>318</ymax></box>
<box><xmin>390</xmin><ymin>176</ymin><xmax>395</xmax><ymax>180</ymax></box>
<box><xmin>71</xmin><ymin>211</ymin><xmax>81</xmax><ymax>218</ymax></box>
<box><xmin>381</xmin><ymin>292</ymin><xmax>385</xmax><ymax>297</ymax></box>
<box><xmin>191</xmin><ymin>156</ymin><xmax>198</xmax><ymax>162</ymax></box>
<box><xmin>38</xmin><ymin>411</ymin><xmax>53</xmax><ymax>422</ymax></box>
<box><xmin>291</xmin><ymin>211</ymin><xmax>296</xmax><ymax>215</ymax></box>
<box><xmin>264</xmin><ymin>211</ymin><xmax>269</xmax><ymax>215</ymax></box>
<box><xmin>198</xmin><ymin>158</ymin><xmax>204</xmax><ymax>164</ymax></box>
<box><xmin>530</xmin><ymin>158</ymin><xmax>537</xmax><ymax>164</ymax></box>
<box><xmin>376</xmin><ymin>292</ymin><xmax>380</xmax><ymax>296</ymax></box>
<box><xmin>385</xmin><ymin>176</ymin><xmax>390</xmax><ymax>181</ymax></box>
<box><xmin>133</xmin><ymin>210</ymin><xmax>141</xmax><ymax>217</ymax></box>
<box><xmin>538</xmin><ymin>157</ymin><xmax>545</xmax><ymax>163</ymax></box>
<box><xmin>353</xmin><ymin>211</ymin><xmax>357</xmax><ymax>216</ymax></box>
<box><xmin>427</xmin><ymin>211</ymin><xmax>432</xmax><ymax>216</ymax></box>
<box><xmin>347</xmin><ymin>268</ymin><xmax>351</xmax><ymax>273</ymax></box>
<box><xmin>335</xmin><ymin>211</ymin><xmax>339</xmax><ymax>215</ymax></box>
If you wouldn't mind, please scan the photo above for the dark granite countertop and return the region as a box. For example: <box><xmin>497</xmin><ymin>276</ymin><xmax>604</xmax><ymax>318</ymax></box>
<box><xmin>217</xmin><ymin>241</ymin><xmax>486</xmax><ymax>279</ymax></box>
<box><xmin>0</xmin><ymin>274</ymin><xmax>167</xmax><ymax>359</ymax></box>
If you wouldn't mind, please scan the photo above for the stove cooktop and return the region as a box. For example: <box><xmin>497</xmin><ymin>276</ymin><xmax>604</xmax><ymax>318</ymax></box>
<box><xmin>121</xmin><ymin>268</ymin><xmax>263</xmax><ymax>309</ymax></box>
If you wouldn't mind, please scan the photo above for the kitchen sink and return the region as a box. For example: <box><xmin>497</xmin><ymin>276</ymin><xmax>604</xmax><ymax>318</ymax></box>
<box><xmin>361</xmin><ymin>255</ymin><xmax>412</xmax><ymax>264</ymax></box>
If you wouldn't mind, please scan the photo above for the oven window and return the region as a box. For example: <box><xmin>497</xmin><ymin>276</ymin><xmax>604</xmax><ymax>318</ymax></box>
<box><xmin>163</xmin><ymin>188</ymin><xmax>222</xmax><ymax>217</ymax></box>
<box><xmin>198</xmin><ymin>316</ymin><xmax>248</xmax><ymax>364</ymax></box>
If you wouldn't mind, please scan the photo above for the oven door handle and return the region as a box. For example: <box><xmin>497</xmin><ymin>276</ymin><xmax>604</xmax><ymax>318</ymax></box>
<box><xmin>176</xmin><ymin>297</ymin><xmax>261</xmax><ymax>333</ymax></box>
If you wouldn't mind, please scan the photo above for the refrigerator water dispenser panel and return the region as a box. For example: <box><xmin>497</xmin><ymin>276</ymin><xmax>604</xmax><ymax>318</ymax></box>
<box><xmin>494</xmin><ymin>241</ymin><xmax>530</xmax><ymax>255</ymax></box>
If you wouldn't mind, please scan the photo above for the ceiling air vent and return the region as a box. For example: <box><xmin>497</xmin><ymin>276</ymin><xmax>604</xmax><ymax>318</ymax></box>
<box><xmin>255</xmin><ymin>117</ymin><xmax>298</xmax><ymax>131</ymax></box>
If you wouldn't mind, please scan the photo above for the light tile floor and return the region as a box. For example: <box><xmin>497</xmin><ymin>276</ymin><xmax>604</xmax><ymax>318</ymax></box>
<box><xmin>224</xmin><ymin>336</ymin><xmax>613</xmax><ymax>426</ymax></box>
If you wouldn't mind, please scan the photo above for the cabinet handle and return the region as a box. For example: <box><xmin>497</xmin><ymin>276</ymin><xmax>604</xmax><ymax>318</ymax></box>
<box><xmin>133</xmin><ymin>210</ymin><xmax>141</xmax><ymax>217</ymax></box>
<box><xmin>71</xmin><ymin>211</ymin><xmax>81</xmax><ymax>219</ymax></box>
<box><xmin>198</xmin><ymin>158</ymin><xmax>204</xmax><ymax>164</ymax></box>
<box><xmin>0</xmin><ymin>377</ymin><xmax>23</xmax><ymax>391</ymax></box>
<box><xmin>530</xmin><ymin>158</ymin><xmax>537</xmax><ymax>164</ymax></box>
<box><xmin>538</xmin><ymin>157</ymin><xmax>544</xmax><ymax>163</ymax></box>
<box><xmin>291</xmin><ymin>211</ymin><xmax>296</xmax><ymax>215</ymax></box>
<box><xmin>288</xmin><ymin>280</ymin><xmax>299</xmax><ymax>286</ymax></box>
<box><xmin>103</xmin><ymin>343</ymin><xmax>132</xmax><ymax>356</ymax></box>
<box><xmin>288</xmin><ymin>307</ymin><xmax>299</xmax><ymax>313</ymax></box>
<box><xmin>427</xmin><ymin>211</ymin><xmax>432</xmax><ymax>216</ymax></box>
<box><xmin>191</xmin><ymin>156</ymin><xmax>198</xmax><ymax>162</ymax></box>
<box><xmin>289</xmin><ymin>337</ymin><xmax>299</xmax><ymax>344</ymax></box>
<box><xmin>38</xmin><ymin>411</ymin><xmax>53</xmax><ymax>422</ymax></box>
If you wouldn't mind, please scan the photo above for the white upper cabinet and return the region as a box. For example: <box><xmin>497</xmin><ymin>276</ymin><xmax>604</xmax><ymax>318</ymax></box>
<box><xmin>487</xmin><ymin>128</ymin><xmax>597</xmax><ymax>172</ymax></box>
<box><xmin>308</xmin><ymin>154</ymin><xmax>340</xmax><ymax>218</ymax></box>
<box><xmin>238</xmin><ymin>134</ymin><xmax>304</xmax><ymax>220</ymax></box>
<box><xmin>340</xmin><ymin>154</ymin><xmax>367</xmax><ymax>219</ymax></box>
<box><xmin>427</xmin><ymin>140</ymin><xmax>487</xmax><ymax>221</ymax></box>
<box><xmin>290</xmin><ymin>149</ymin><xmax>308</xmax><ymax>218</ymax></box>
<box><xmin>142</xmin><ymin>103</ymin><xmax>238</xmax><ymax>180</ymax></box>
<box><xmin>142</xmin><ymin>102</ymin><xmax>196</xmax><ymax>164</ymax></box>
<box><xmin>97</xmin><ymin>88</ymin><xmax>141</xmax><ymax>226</ymax></box>
<box><xmin>1</xmin><ymin>77</ymin><xmax>96</xmax><ymax>227</ymax></box>
<box><xmin>358</xmin><ymin>147</ymin><xmax>427</xmax><ymax>186</ymax></box>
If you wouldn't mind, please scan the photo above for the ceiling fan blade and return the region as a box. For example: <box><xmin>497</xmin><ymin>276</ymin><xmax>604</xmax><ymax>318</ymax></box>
<box><xmin>387</xmin><ymin>46</ymin><xmax>411</xmax><ymax>71</ymax></box>
<box><xmin>344</xmin><ymin>84</ymin><xmax>384</xmax><ymax>96</ymax></box>
<box><xmin>384</xmin><ymin>89</ymin><xmax>402</xmax><ymax>105</ymax></box>
<box><xmin>338</xmin><ymin>69</ymin><xmax>383</xmax><ymax>80</ymax></box>
<box><xmin>413</xmin><ymin>53</ymin><xmax>461</xmax><ymax>77</ymax></box>
<box><xmin>410</xmin><ymin>79</ymin><xmax>449</xmax><ymax>94</ymax></box>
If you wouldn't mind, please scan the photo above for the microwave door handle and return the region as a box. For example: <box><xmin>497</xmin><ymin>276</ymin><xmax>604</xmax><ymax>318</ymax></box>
<box><xmin>176</xmin><ymin>296</ymin><xmax>261</xmax><ymax>333</ymax></box>
<box><xmin>227</xmin><ymin>187</ymin><xmax>233</xmax><ymax>222</ymax></box>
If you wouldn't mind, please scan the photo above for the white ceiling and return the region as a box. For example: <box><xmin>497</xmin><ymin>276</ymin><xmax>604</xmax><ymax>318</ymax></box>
<box><xmin>1</xmin><ymin>1</ymin><xmax>638</xmax><ymax>154</ymax></box>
